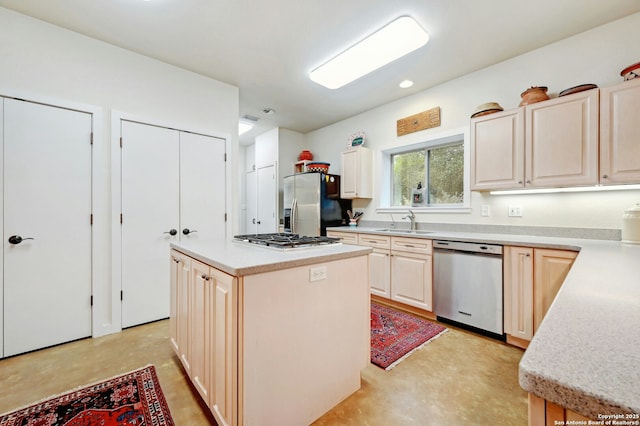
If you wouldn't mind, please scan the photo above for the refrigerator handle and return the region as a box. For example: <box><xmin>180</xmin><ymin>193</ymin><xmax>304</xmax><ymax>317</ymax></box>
<box><xmin>291</xmin><ymin>199</ymin><xmax>297</xmax><ymax>233</ymax></box>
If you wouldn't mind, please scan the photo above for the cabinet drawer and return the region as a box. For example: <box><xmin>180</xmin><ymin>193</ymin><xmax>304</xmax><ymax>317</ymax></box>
<box><xmin>391</xmin><ymin>237</ymin><xmax>432</xmax><ymax>255</ymax></box>
<box><xmin>358</xmin><ymin>234</ymin><xmax>391</xmax><ymax>249</ymax></box>
<box><xmin>327</xmin><ymin>231</ymin><xmax>358</xmax><ymax>245</ymax></box>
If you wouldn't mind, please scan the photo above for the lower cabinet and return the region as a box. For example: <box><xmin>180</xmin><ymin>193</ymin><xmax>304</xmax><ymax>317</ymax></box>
<box><xmin>504</xmin><ymin>246</ymin><xmax>577</xmax><ymax>348</ymax></box>
<box><xmin>170</xmin><ymin>249</ymin><xmax>236</xmax><ymax>426</ymax></box>
<box><xmin>352</xmin><ymin>233</ymin><xmax>433</xmax><ymax>311</ymax></box>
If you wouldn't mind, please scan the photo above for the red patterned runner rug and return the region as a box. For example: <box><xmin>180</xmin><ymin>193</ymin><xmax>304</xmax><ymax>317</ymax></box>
<box><xmin>371</xmin><ymin>303</ymin><xmax>447</xmax><ymax>370</ymax></box>
<box><xmin>0</xmin><ymin>365</ymin><xmax>174</xmax><ymax>426</ymax></box>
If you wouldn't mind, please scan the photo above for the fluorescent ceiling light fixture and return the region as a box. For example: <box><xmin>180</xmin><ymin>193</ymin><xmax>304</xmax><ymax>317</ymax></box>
<box><xmin>239</xmin><ymin>121</ymin><xmax>253</xmax><ymax>135</ymax></box>
<box><xmin>399</xmin><ymin>79</ymin><xmax>414</xmax><ymax>88</ymax></box>
<box><xmin>490</xmin><ymin>184</ymin><xmax>640</xmax><ymax>195</ymax></box>
<box><xmin>309</xmin><ymin>16</ymin><xmax>429</xmax><ymax>89</ymax></box>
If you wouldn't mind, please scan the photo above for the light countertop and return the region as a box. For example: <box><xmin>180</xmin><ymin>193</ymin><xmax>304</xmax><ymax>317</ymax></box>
<box><xmin>170</xmin><ymin>238</ymin><xmax>371</xmax><ymax>277</ymax></box>
<box><xmin>330</xmin><ymin>226</ymin><xmax>640</xmax><ymax>418</ymax></box>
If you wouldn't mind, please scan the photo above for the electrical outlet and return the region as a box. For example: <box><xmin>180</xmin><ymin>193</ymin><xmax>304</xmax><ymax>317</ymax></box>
<box><xmin>309</xmin><ymin>266</ymin><xmax>327</xmax><ymax>282</ymax></box>
<box><xmin>481</xmin><ymin>205</ymin><xmax>490</xmax><ymax>217</ymax></box>
<box><xmin>508</xmin><ymin>205</ymin><xmax>523</xmax><ymax>217</ymax></box>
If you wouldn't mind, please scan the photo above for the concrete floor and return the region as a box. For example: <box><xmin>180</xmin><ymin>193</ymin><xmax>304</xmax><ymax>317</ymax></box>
<box><xmin>0</xmin><ymin>317</ymin><xmax>527</xmax><ymax>425</ymax></box>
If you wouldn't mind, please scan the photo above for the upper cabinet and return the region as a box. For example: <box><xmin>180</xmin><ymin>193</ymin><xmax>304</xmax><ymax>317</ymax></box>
<box><xmin>525</xmin><ymin>89</ymin><xmax>599</xmax><ymax>188</ymax></box>
<box><xmin>341</xmin><ymin>147</ymin><xmax>373</xmax><ymax>199</ymax></box>
<box><xmin>472</xmin><ymin>81</ymin><xmax>640</xmax><ymax>191</ymax></box>
<box><xmin>471</xmin><ymin>109</ymin><xmax>525</xmax><ymax>190</ymax></box>
<box><xmin>471</xmin><ymin>89</ymin><xmax>599</xmax><ymax>191</ymax></box>
<box><xmin>600</xmin><ymin>78</ymin><xmax>640</xmax><ymax>184</ymax></box>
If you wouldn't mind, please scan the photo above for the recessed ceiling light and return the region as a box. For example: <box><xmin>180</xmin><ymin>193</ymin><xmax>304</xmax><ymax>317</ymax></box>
<box><xmin>399</xmin><ymin>79</ymin><xmax>414</xmax><ymax>88</ymax></box>
<box><xmin>262</xmin><ymin>108</ymin><xmax>275</xmax><ymax>115</ymax></box>
<box><xmin>309</xmin><ymin>16</ymin><xmax>429</xmax><ymax>90</ymax></box>
<box><xmin>239</xmin><ymin>121</ymin><xmax>254</xmax><ymax>135</ymax></box>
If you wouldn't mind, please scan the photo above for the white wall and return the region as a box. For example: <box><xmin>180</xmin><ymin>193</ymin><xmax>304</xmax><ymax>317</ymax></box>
<box><xmin>306</xmin><ymin>12</ymin><xmax>640</xmax><ymax>231</ymax></box>
<box><xmin>0</xmin><ymin>7</ymin><xmax>239</xmax><ymax>336</ymax></box>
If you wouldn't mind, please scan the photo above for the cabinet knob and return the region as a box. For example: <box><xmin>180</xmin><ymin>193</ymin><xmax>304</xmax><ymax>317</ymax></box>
<box><xmin>526</xmin><ymin>180</ymin><xmax>531</xmax><ymax>184</ymax></box>
<box><xmin>525</xmin><ymin>253</ymin><xmax>531</xmax><ymax>257</ymax></box>
<box><xmin>518</xmin><ymin>180</ymin><xmax>523</xmax><ymax>185</ymax></box>
<box><xmin>164</xmin><ymin>229</ymin><xmax>178</xmax><ymax>236</ymax></box>
<box><xmin>602</xmin><ymin>174</ymin><xmax>608</xmax><ymax>179</ymax></box>
<box><xmin>183</xmin><ymin>228</ymin><xmax>197</xmax><ymax>235</ymax></box>
<box><xmin>173</xmin><ymin>257</ymin><xmax>180</xmax><ymax>263</ymax></box>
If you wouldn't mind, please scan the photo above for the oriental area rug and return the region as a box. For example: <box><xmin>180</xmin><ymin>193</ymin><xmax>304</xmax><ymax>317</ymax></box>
<box><xmin>371</xmin><ymin>303</ymin><xmax>447</xmax><ymax>370</ymax></box>
<box><xmin>0</xmin><ymin>365</ymin><xmax>174</xmax><ymax>426</ymax></box>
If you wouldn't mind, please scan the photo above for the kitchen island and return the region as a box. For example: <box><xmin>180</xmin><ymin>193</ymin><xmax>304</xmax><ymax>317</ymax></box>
<box><xmin>169</xmin><ymin>238</ymin><xmax>372</xmax><ymax>426</ymax></box>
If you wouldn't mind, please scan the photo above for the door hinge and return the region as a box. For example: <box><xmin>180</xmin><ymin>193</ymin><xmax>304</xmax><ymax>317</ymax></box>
<box><xmin>224</xmin><ymin>153</ymin><xmax>227</xmax><ymax>162</ymax></box>
<box><xmin>224</xmin><ymin>213</ymin><xmax>227</xmax><ymax>222</ymax></box>
<box><xmin>120</xmin><ymin>291</ymin><xmax>123</xmax><ymax>301</ymax></box>
<box><xmin>120</xmin><ymin>137</ymin><xmax>123</xmax><ymax>148</ymax></box>
<box><xmin>90</xmin><ymin>214</ymin><xmax>93</xmax><ymax>225</ymax></box>
<box><xmin>90</xmin><ymin>132</ymin><xmax>94</xmax><ymax>145</ymax></box>
<box><xmin>90</xmin><ymin>295</ymin><xmax>93</xmax><ymax>306</ymax></box>
<box><xmin>120</xmin><ymin>213</ymin><xmax>123</xmax><ymax>224</ymax></box>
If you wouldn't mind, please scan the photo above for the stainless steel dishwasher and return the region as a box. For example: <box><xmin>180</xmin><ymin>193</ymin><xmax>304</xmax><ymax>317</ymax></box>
<box><xmin>433</xmin><ymin>240</ymin><xmax>504</xmax><ymax>339</ymax></box>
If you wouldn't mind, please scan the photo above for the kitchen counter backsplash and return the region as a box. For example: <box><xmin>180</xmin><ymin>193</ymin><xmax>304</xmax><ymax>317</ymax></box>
<box><xmin>353</xmin><ymin>221</ymin><xmax>621</xmax><ymax>241</ymax></box>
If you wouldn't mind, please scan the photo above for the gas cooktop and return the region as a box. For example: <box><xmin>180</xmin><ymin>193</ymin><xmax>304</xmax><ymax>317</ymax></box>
<box><xmin>233</xmin><ymin>233</ymin><xmax>341</xmax><ymax>249</ymax></box>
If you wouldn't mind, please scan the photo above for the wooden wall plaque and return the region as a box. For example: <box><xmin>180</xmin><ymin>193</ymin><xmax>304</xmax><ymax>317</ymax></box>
<box><xmin>397</xmin><ymin>107</ymin><xmax>441</xmax><ymax>136</ymax></box>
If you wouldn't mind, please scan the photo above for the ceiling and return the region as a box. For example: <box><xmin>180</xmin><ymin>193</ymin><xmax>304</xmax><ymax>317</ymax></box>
<box><xmin>2</xmin><ymin>0</ymin><xmax>640</xmax><ymax>144</ymax></box>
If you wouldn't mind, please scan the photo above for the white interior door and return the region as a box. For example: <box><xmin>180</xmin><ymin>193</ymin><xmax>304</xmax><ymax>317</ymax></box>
<box><xmin>3</xmin><ymin>98</ymin><xmax>92</xmax><ymax>357</ymax></box>
<box><xmin>245</xmin><ymin>170</ymin><xmax>257</xmax><ymax>234</ymax></box>
<box><xmin>121</xmin><ymin>120</ymin><xmax>180</xmax><ymax>328</ymax></box>
<box><xmin>179</xmin><ymin>132</ymin><xmax>226</xmax><ymax>241</ymax></box>
<box><xmin>256</xmin><ymin>164</ymin><xmax>277</xmax><ymax>233</ymax></box>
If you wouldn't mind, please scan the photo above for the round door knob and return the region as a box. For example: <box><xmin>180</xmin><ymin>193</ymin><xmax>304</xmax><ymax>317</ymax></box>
<box><xmin>182</xmin><ymin>228</ymin><xmax>197</xmax><ymax>235</ymax></box>
<box><xmin>164</xmin><ymin>229</ymin><xmax>178</xmax><ymax>236</ymax></box>
<box><xmin>8</xmin><ymin>235</ymin><xmax>34</xmax><ymax>245</ymax></box>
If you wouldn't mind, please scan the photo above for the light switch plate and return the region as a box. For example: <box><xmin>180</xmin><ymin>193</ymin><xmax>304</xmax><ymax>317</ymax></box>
<box><xmin>481</xmin><ymin>205</ymin><xmax>490</xmax><ymax>217</ymax></box>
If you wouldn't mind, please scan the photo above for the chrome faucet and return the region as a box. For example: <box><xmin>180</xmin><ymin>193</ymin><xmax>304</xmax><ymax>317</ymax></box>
<box><xmin>402</xmin><ymin>209</ymin><xmax>416</xmax><ymax>231</ymax></box>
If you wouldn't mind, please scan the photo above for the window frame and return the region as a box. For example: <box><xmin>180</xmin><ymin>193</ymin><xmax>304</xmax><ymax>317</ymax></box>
<box><xmin>377</xmin><ymin>127</ymin><xmax>470</xmax><ymax>213</ymax></box>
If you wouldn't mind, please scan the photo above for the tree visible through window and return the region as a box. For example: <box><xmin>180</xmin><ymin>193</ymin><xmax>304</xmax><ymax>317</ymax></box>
<box><xmin>391</xmin><ymin>142</ymin><xmax>463</xmax><ymax>206</ymax></box>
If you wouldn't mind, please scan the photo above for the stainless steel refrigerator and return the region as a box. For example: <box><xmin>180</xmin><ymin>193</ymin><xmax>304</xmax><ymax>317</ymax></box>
<box><xmin>283</xmin><ymin>172</ymin><xmax>351</xmax><ymax>236</ymax></box>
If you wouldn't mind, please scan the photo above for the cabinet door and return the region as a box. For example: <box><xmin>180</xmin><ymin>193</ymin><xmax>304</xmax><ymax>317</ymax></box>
<box><xmin>369</xmin><ymin>249</ymin><xmax>391</xmax><ymax>298</ymax></box>
<box><xmin>341</xmin><ymin>149</ymin><xmax>359</xmax><ymax>198</ymax></box>
<box><xmin>209</xmin><ymin>268</ymin><xmax>237</xmax><ymax>426</ymax></box>
<box><xmin>504</xmin><ymin>246</ymin><xmax>534</xmax><ymax>341</ymax></box>
<box><xmin>341</xmin><ymin>148</ymin><xmax>372</xmax><ymax>199</ymax></box>
<box><xmin>190</xmin><ymin>259</ymin><xmax>214</xmax><ymax>405</ymax></box>
<box><xmin>175</xmin><ymin>251</ymin><xmax>191</xmax><ymax>375</ymax></box>
<box><xmin>525</xmin><ymin>90</ymin><xmax>599</xmax><ymax>188</ymax></box>
<box><xmin>600</xmin><ymin>78</ymin><xmax>640</xmax><ymax>184</ymax></box>
<box><xmin>471</xmin><ymin>108</ymin><xmax>525</xmax><ymax>190</ymax></box>
<box><xmin>391</xmin><ymin>251</ymin><xmax>432</xmax><ymax>311</ymax></box>
<box><xmin>533</xmin><ymin>249</ymin><xmax>577</xmax><ymax>332</ymax></box>
<box><xmin>169</xmin><ymin>250</ymin><xmax>191</xmax><ymax>355</ymax></box>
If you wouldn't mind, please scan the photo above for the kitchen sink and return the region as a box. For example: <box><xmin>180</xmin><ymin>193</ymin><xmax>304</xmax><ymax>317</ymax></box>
<box><xmin>374</xmin><ymin>229</ymin><xmax>433</xmax><ymax>235</ymax></box>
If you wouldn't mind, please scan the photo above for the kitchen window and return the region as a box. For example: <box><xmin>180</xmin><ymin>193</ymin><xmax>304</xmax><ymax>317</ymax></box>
<box><xmin>378</xmin><ymin>128</ymin><xmax>470</xmax><ymax>212</ymax></box>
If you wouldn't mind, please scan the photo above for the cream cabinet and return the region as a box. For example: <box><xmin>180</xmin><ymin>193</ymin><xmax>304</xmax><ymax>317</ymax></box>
<box><xmin>600</xmin><ymin>78</ymin><xmax>640</xmax><ymax>184</ymax></box>
<box><xmin>170</xmin><ymin>250</ymin><xmax>192</xmax><ymax>375</ymax></box>
<box><xmin>471</xmin><ymin>108</ymin><xmax>525</xmax><ymax>191</ymax></box>
<box><xmin>169</xmin><ymin>249</ymin><xmax>236</xmax><ymax>426</ymax></box>
<box><xmin>471</xmin><ymin>89</ymin><xmax>599</xmax><ymax>190</ymax></box>
<box><xmin>503</xmin><ymin>246</ymin><xmax>534</xmax><ymax>344</ymax></box>
<box><xmin>390</xmin><ymin>237</ymin><xmax>433</xmax><ymax>311</ymax></box>
<box><xmin>525</xmin><ymin>89</ymin><xmax>599</xmax><ymax>188</ymax></box>
<box><xmin>503</xmin><ymin>246</ymin><xmax>577</xmax><ymax>348</ymax></box>
<box><xmin>341</xmin><ymin>147</ymin><xmax>373</xmax><ymax>199</ymax></box>
<box><xmin>533</xmin><ymin>248</ymin><xmax>577</xmax><ymax>332</ymax></box>
<box><xmin>357</xmin><ymin>234</ymin><xmax>391</xmax><ymax>298</ymax></box>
